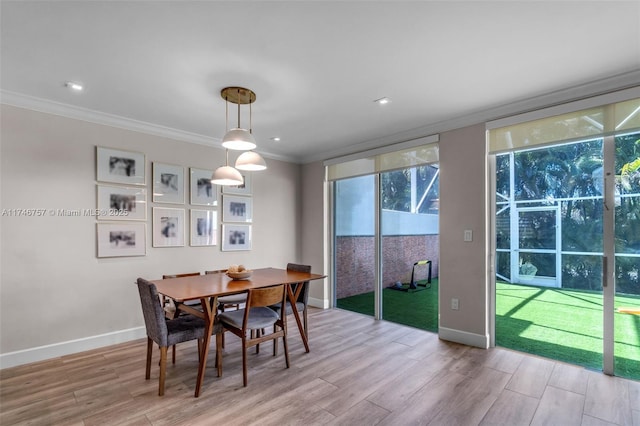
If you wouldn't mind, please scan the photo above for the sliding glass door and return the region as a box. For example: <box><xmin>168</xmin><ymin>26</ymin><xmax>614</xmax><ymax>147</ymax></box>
<box><xmin>491</xmin><ymin>96</ymin><xmax>640</xmax><ymax>380</ymax></box>
<box><xmin>333</xmin><ymin>164</ymin><xmax>440</xmax><ymax>331</ymax></box>
<box><xmin>613</xmin><ymin>131</ymin><xmax>640</xmax><ymax>378</ymax></box>
<box><xmin>334</xmin><ymin>175</ymin><xmax>377</xmax><ymax>316</ymax></box>
<box><xmin>380</xmin><ymin>166</ymin><xmax>439</xmax><ymax>331</ymax></box>
<box><xmin>494</xmin><ymin>140</ymin><xmax>606</xmax><ymax>371</ymax></box>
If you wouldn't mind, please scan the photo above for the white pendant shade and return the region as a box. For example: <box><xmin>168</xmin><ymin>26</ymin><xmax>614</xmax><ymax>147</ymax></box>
<box><xmin>221</xmin><ymin>128</ymin><xmax>256</xmax><ymax>151</ymax></box>
<box><xmin>235</xmin><ymin>151</ymin><xmax>267</xmax><ymax>171</ymax></box>
<box><xmin>211</xmin><ymin>165</ymin><xmax>243</xmax><ymax>186</ymax></box>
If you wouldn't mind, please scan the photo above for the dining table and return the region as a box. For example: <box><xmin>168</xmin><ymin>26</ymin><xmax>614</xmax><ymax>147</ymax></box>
<box><xmin>150</xmin><ymin>267</ymin><xmax>326</xmax><ymax>397</ymax></box>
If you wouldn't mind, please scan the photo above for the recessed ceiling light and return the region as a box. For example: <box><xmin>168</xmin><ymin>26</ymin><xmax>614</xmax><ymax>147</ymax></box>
<box><xmin>374</xmin><ymin>97</ymin><xmax>390</xmax><ymax>105</ymax></box>
<box><xmin>271</xmin><ymin>137</ymin><xmax>281</xmax><ymax>142</ymax></box>
<box><xmin>65</xmin><ymin>81</ymin><xmax>83</xmax><ymax>91</ymax></box>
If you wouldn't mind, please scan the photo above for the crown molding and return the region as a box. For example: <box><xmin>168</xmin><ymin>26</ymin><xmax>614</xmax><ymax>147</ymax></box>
<box><xmin>0</xmin><ymin>90</ymin><xmax>295</xmax><ymax>164</ymax></box>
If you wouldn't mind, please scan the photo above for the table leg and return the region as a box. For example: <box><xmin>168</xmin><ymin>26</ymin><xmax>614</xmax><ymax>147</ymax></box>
<box><xmin>194</xmin><ymin>297</ymin><xmax>214</xmax><ymax>397</ymax></box>
<box><xmin>286</xmin><ymin>283</ymin><xmax>309</xmax><ymax>353</ymax></box>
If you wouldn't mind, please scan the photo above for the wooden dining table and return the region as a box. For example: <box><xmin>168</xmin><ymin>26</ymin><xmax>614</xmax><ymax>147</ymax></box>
<box><xmin>150</xmin><ymin>267</ymin><xmax>326</xmax><ymax>397</ymax></box>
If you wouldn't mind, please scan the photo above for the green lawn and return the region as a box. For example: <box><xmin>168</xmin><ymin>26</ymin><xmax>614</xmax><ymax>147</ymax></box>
<box><xmin>336</xmin><ymin>280</ymin><xmax>640</xmax><ymax>381</ymax></box>
<box><xmin>336</xmin><ymin>279</ymin><xmax>439</xmax><ymax>332</ymax></box>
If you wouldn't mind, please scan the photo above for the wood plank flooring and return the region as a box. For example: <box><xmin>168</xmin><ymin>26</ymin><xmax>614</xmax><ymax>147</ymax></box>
<box><xmin>1</xmin><ymin>308</ymin><xmax>639</xmax><ymax>425</ymax></box>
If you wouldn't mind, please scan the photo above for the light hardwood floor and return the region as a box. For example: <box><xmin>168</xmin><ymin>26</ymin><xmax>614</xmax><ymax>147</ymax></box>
<box><xmin>1</xmin><ymin>308</ymin><xmax>639</xmax><ymax>425</ymax></box>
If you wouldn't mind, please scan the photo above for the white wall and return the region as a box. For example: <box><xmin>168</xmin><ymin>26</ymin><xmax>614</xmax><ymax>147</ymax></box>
<box><xmin>438</xmin><ymin>123</ymin><xmax>489</xmax><ymax>347</ymax></box>
<box><xmin>300</xmin><ymin>160</ymin><xmax>328</xmax><ymax>308</ymax></box>
<box><xmin>0</xmin><ymin>105</ymin><xmax>301</xmax><ymax>366</ymax></box>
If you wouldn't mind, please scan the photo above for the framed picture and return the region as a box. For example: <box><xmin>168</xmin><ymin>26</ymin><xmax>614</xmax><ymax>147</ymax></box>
<box><xmin>96</xmin><ymin>146</ymin><xmax>145</xmax><ymax>185</ymax></box>
<box><xmin>96</xmin><ymin>222</ymin><xmax>146</xmax><ymax>257</ymax></box>
<box><xmin>222</xmin><ymin>195</ymin><xmax>252</xmax><ymax>223</ymax></box>
<box><xmin>152</xmin><ymin>207</ymin><xmax>185</xmax><ymax>247</ymax></box>
<box><xmin>153</xmin><ymin>163</ymin><xmax>185</xmax><ymax>204</ymax></box>
<box><xmin>190</xmin><ymin>209</ymin><xmax>217</xmax><ymax>246</ymax></box>
<box><xmin>190</xmin><ymin>168</ymin><xmax>217</xmax><ymax>206</ymax></box>
<box><xmin>222</xmin><ymin>172</ymin><xmax>252</xmax><ymax>195</ymax></box>
<box><xmin>221</xmin><ymin>224</ymin><xmax>252</xmax><ymax>251</ymax></box>
<box><xmin>96</xmin><ymin>185</ymin><xmax>147</xmax><ymax>220</ymax></box>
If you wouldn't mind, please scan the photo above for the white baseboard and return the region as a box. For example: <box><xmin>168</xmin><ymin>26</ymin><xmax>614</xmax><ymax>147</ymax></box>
<box><xmin>438</xmin><ymin>326</ymin><xmax>489</xmax><ymax>349</ymax></box>
<box><xmin>308</xmin><ymin>296</ymin><xmax>329</xmax><ymax>309</ymax></box>
<box><xmin>0</xmin><ymin>327</ymin><xmax>147</xmax><ymax>369</ymax></box>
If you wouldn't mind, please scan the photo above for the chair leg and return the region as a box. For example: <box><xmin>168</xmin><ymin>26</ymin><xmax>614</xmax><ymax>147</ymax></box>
<box><xmin>273</xmin><ymin>324</ymin><xmax>279</xmax><ymax>356</ymax></box>
<box><xmin>242</xmin><ymin>337</ymin><xmax>248</xmax><ymax>387</ymax></box>
<box><xmin>215</xmin><ymin>333</ymin><xmax>222</xmax><ymax>377</ymax></box>
<box><xmin>282</xmin><ymin>330</ymin><xmax>290</xmax><ymax>369</ymax></box>
<box><xmin>172</xmin><ymin>345</ymin><xmax>176</xmax><ymax>364</ymax></box>
<box><xmin>159</xmin><ymin>346</ymin><xmax>168</xmax><ymax>396</ymax></box>
<box><xmin>145</xmin><ymin>338</ymin><xmax>153</xmax><ymax>380</ymax></box>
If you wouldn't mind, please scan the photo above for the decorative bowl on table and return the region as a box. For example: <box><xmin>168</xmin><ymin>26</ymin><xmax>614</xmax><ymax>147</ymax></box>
<box><xmin>226</xmin><ymin>270</ymin><xmax>252</xmax><ymax>280</ymax></box>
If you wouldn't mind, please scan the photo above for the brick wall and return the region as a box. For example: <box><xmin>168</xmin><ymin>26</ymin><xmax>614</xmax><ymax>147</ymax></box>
<box><xmin>335</xmin><ymin>235</ymin><xmax>440</xmax><ymax>299</ymax></box>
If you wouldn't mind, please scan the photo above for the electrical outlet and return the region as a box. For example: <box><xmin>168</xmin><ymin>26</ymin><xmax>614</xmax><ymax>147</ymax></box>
<box><xmin>464</xmin><ymin>230</ymin><xmax>473</xmax><ymax>242</ymax></box>
<box><xmin>451</xmin><ymin>298</ymin><xmax>459</xmax><ymax>310</ymax></box>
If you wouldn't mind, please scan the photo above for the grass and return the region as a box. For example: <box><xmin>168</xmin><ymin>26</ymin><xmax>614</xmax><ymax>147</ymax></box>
<box><xmin>336</xmin><ymin>280</ymin><xmax>640</xmax><ymax>381</ymax></box>
<box><xmin>336</xmin><ymin>279</ymin><xmax>439</xmax><ymax>332</ymax></box>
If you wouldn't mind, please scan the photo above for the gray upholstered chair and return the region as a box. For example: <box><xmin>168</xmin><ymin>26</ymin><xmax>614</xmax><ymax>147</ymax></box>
<box><xmin>136</xmin><ymin>278</ymin><xmax>221</xmax><ymax>396</ymax></box>
<box><xmin>270</xmin><ymin>263</ymin><xmax>312</xmax><ymax>339</ymax></box>
<box><xmin>204</xmin><ymin>269</ymin><xmax>247</xmax><ymax>311</ymax></box>
<box><xmin>216</xmin><ymin>284</ymin><xmax>289</xmax><ymax>387</ymax></box>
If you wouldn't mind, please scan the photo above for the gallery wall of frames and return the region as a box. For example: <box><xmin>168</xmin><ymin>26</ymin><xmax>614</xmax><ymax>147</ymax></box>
<box><xmin>95</xmin><ymin>146</ymin><xmax>253</xmax><ymax>258</ymax></box>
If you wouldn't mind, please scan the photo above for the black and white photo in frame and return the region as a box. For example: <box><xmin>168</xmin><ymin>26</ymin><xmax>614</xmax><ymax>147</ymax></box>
<box><xmin>190</xmin><ymin>168</ymin><xmax>217</xmax><ymax>206</ymax></box>
<box><xmin>97</xmin><ymin>222</ymin><xmax>146</xmax><ymax>257</ymax></box>
<box><xmin>221</xmin><ymin>224</ymin><xmax>251</xmax><ymax>251</ymax></box>
<box><xmin>222</xmin><ymin>195</ymin><xmax>252</xmax><ymax>223</ymax></box>
<box><xmin>97</xmin><ymin>185</ymin><xmax>147</xmax><ymax>220</ymax></box>
<box><xmin>96</xmin><ymin>146</ymin><xmax>145</xmax><ymax>185</ymax></box>
<box><xmin>190</xmin><ymin>209</ymin><xmax>217</xmax><ymax>246</ymax></box>
<box><xmin>221</xmin><ymin>172</ymin><xmax>252</xmax><ymax>195</ymax></box>
<box><xmin>152</xmin><ymin>207</ymin><xmax>185</xmax><ymax>247</ymax></box>
<box><xmin>153</xmin><ymin>163</ymin><xmax>185</xmax><ymax>204</ymax></box>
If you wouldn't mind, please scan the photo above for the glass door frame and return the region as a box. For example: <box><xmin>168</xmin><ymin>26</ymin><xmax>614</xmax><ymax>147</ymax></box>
<box><xmin>489</xmin><ymin>136</ymin><xmax>616</xmax><ymax>375</ymax></box>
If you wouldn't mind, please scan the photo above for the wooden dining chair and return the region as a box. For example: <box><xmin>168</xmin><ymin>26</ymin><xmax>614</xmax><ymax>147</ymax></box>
<box><xmin>216</xmin><ymin>284</ymin><xmax>289</xmax><ymax>387</ymax></box>
<box><xmin>136</xmin><ymin>278</ymin><xmax>222</xmax><ymax>396</ymax></box>
<box><xmin>204</xmin><ymin>269</ymin><xmax>247</xmax><ymax>311</ymax></box>
<box><xmin>162</xmin><ymin>272</ymin><xmax>201</xmax><ymax>319</ymax></box>
<box><xmin>270</xmin><ymin>263</ymin><xmax>311</xmax><ymax>352</ymax></box>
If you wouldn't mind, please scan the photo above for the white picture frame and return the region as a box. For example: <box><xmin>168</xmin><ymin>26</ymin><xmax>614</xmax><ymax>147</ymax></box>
<box><xmin>190</xmin><ymin>168</ymin><xmax>217</xmax><ymax>206</ymax></box>
<box><xmin>152</xmin><ymin>207</ymin><xmax>185</xmax><ymax>247</ymax></box>
<box><xmin>190</xmin><ymin>209</ymin><xmax>217</xmax><ymax>246</ymax></box>
<box><xmin>96</xmin><ymin>185</ymin><xmax>147</xmax><ymax>220</ymax></box>
<box><xmin>222</xmin><ymin>195</ymin><xmax>252</xmax><ymax>223</ymax></box>
<box><xmin>153</xmin><ymin>163</ymin><xmax>185</xmax><ymax>204</ymax></box>
<box><xmin>222</xmin><ymin>172</ymin><xmax>252</xmax><ymax>195</ymax></box>
<box><xmin>97</xmin><ymin>222</ymin><xmax>146</xmax><ymax>257</ymax></box>
<box><xmin>221</xmin><ymin>224</ymin><xmax>252</xmax><ymax>251</ymax></box>
<box><xmin>96</xmin><ymin>146</ymin><xmax>145</xmax><ymax>185</ymax></box>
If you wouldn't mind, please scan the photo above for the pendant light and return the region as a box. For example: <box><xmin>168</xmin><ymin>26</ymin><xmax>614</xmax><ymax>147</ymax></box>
<box><xmin>236</xmin><ymin>151</ymin><xmax>267</xmax><ymax>171</ymax></box>
<box><xmin>221</xmin><ymin>87</ymin><xmax>257</xmax><ymax>150</ymax></box>
<box><xmin>212</xmin><ymin>87</ymin><xmax>267</xmax><ymax>185</ymax></box>
<box><xmin>211</xmin><ymin>150</ymin><xmax>244</xmax><ymax>185</ymax></box>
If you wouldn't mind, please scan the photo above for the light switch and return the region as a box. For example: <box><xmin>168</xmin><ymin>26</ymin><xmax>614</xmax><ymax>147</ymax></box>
<box><xmin>464</xmin><ymin>230</ymin><xmax>473</xmax><ymax>242</ymax></box>
<box><xmin>451</xmin><ymin>298</ymin><xmax>459</xmax><ymax>310</ymax></box>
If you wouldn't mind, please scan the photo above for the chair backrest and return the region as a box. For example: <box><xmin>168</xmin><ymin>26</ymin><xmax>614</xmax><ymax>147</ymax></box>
<box><xmin>163</xmin><ymin>272</ymin><xmax>201</xmax><ymax>279</ymax></box>
<box><xmin>247</xmin><ymin>284</ymin><xmax>286</xmax><ymax>309</ymax></box>
<box><xmin>286</xmin><ymin>263</ymin><xmax>311</xmax><ymax>303</ymax></box>
<box><xmin>136</xmin><ymin>278</ymin><xmax>168</xmax><ymax>346</ymax></box>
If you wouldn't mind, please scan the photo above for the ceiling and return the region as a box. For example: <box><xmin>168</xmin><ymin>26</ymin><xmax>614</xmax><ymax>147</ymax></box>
<box><xmin>2</xmin><ymin>1</ymin><xmax>640</xmax><ymax>164</ymax></box>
